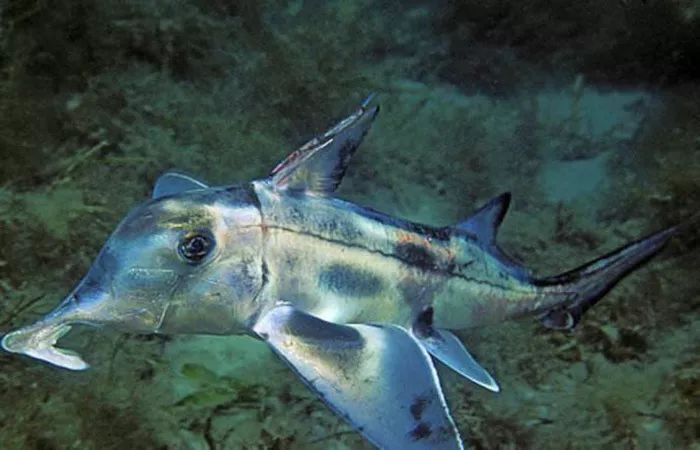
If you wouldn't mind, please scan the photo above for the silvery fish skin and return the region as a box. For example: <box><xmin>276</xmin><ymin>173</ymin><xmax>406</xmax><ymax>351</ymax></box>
<box><xmin>1</xmin><ymin>98</ymin><xmax>676</xmax><ymax>450</ymax></box>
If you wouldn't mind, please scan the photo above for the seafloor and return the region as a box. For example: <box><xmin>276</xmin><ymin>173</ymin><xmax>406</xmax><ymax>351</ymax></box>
<box><xmin>0</xmin><ymin>1</ymin><xmax>698</xmax><ymax>449</ymax></box>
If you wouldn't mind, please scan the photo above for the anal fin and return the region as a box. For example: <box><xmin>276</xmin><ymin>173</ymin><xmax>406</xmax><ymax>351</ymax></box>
<box><xmin>253</xmin><ymin>304</ymin><xmax>463</xmax><ymax>450</ymax></box>
<box><xmin>417</xmin><ymin>328</ymin><xmax>499</xmax><ymax>393</ymax></box>
<box><xmin>414</xmin><ymin>308</ymin><xmax>499</xmax><ymax>392</ymax></box>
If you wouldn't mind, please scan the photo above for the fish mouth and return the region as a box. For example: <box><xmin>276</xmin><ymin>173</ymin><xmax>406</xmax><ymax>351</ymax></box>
<box><xmin>1</xmin><ymin>321</ymin><xmax>89</xmax><ymax>371</ymax></box>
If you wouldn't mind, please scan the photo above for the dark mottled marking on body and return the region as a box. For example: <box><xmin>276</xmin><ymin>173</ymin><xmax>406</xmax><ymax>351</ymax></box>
<box><xmin>398</xmin><ymin>274</ymin><xmax>442</xmax><ymax>313</ymax></box>
<box><xmin>410</xmin><ymin>395</ymin><xmax>431</xmax><ymax>420</ymax></box>
<box><xmin>395</xmin><ymin>243</ymin><xmax>437</xmax><ymax>270</ymax></box>
<box><xmin>409</xmin><ymin>422</ymin><xmax>432</xmax><ymax>441</ymax></box>
<box><xmin>318</xmin><ymin>264</ymin><xmax>384</xmax><ymax>297</ymax></box>
<box><xmin>286</xmin><ymin>311</ymin><xmax>364</xmax><ymax>346</ymax></box>
<box><xmin>434</xmin><ymin>425</ymin><xmax>454</xmax><ymax>443</ymax></box>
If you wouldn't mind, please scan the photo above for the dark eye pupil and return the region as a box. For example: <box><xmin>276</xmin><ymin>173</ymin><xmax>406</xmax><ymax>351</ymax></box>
<box><xmin>179</xmin><ymin>234</ymin><xmax>212</xmax><ymax>262</ymax></box>
<box><xmin>188</xmin><ymin>237</ymin><xmax>205</xmax><ymax>253</ymax></box>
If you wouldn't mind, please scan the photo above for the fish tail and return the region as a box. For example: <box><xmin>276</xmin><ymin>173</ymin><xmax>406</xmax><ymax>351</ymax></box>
<box><xmin>534</xmin><ymin>225</ymin><xmax>678</xmax><ymax>329</ymax></box>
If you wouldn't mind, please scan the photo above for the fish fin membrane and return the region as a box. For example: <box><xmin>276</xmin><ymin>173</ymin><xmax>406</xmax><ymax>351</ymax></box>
<box><xmin>454</xmin><ymin>192</ymin><xmax>510</xmax><ymax>243</ymax></box>
<box><xmin>270</xmin><ymin>96</ymin><xmax>379</xmax><ymax>195</ymax></box>
<box><xmin>417</xmin><ymin>328</ymin><xmax>499</xmax><ymax>392</ymax></box>
<box><xmin>453</xmin><ymin>192</ymin><xmax>529</xmax><ymax>279</ymax></box>
<box><xmin>152</xmin><ymin>172</ymin><xmax>209</xmax><ymax>199</ymax></box>
<box><xmin>254</xmin><ymin>304</ymin><xmax>464</xmax><ymax>450</ymax></box>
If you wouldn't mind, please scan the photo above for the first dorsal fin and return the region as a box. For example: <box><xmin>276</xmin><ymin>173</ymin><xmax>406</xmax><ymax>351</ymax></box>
<box><xmin>152</xmin><ymin>172</ymin><xmax>209</xmax><ymax>199</ymax></box>
<box><xmin>270</xmin><ymin>96</ymin><xmax>379</xmax><ymax>195</ymax></box>
<box><xmin>455</xmin><ymin>192</ymin><xmax>511</xmax><ymax>244</ymax></box>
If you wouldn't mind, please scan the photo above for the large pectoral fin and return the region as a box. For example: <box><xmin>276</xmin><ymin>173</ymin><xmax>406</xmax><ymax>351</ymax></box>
<box><xmin>253</xmin><ymin>305</ymin><xmax>464</xmax><ymax>450</ymax></box>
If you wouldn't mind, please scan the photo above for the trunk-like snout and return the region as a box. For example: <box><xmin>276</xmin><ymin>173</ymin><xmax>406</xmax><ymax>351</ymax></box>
<box><xmin>1</xmin><ymin>293</ymin><xmax>93</xmax><ymax>370</ymax></box>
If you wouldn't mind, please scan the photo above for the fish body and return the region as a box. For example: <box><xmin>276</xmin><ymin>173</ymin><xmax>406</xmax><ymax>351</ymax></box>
<box><xmin>1</xmin><ymin>98</ymin><xmax>677</xmax><ymax>449</ymax></box>
<box><xmin>254</xmin><ymin>180</ymin><xmax>533</xmax><ymax>329</ymax></box>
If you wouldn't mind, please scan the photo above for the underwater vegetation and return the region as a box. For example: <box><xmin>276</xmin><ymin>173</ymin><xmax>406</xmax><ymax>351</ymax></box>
<box><xmin>0</xmin><ymin>1</ymin><xmax>698</xmax><ymax>449</ymax></box>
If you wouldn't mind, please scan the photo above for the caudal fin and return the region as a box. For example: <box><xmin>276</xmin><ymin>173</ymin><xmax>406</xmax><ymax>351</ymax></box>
<box><xmin>535</xmin><ymin>225</ymin><xmax>678</xmax><ymax>330</ymax></box>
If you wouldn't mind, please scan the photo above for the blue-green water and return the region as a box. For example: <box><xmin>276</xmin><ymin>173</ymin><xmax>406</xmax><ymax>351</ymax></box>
<box><xmin>0</xmin><ymin>2</ymin><xmax>698</xmax><ymax>449</ymax></box>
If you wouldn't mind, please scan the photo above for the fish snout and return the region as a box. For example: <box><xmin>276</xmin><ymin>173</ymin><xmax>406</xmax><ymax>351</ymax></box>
<box><xmin>1</xmin><ymin>295</ymin><xmax>90</xmax><ymax>370</ymax></box>
<box><xmin>1</xmin><ymin>320</ymin><xmax>88</xmax><ymax>371</ymax></box>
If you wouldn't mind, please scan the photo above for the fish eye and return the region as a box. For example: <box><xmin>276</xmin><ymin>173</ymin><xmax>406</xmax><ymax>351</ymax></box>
<box><xmin>178</xmin><ymin>231</ymin><xmax>215</xmax><ymax>264</ymax></box>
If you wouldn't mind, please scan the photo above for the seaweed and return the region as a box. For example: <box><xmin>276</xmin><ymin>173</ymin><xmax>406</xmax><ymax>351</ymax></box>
<box><xmin>172</xmin><ymin>362</ymin><xmax>365</xmax><ymax>449</ymax></box>
<box><xmin>664</xmin><ymin>352</ymin><xmax>700</xmax><ymax>445</ymax></box>
<box><xmin>453</xmin><ymin>388</ymin><xmax>534</xmax><ymax>450</ymax></box>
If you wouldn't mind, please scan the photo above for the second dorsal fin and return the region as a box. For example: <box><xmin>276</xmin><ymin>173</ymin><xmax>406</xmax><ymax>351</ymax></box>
<box><xmin>454</xmin><ymin>192</ymin><xmax>529</xmax><ymax>280</ymax></box>
<box><xmin>455</xmin><ymin>192</ymin><xmax>511</xmax><ymax>244</ymax></box>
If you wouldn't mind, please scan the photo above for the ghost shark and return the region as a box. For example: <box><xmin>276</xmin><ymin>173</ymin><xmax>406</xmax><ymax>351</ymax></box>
<box><xmin>2</xmin><ymin>97</ymin><xmax>677</xmax><ymax>449</ymax></box>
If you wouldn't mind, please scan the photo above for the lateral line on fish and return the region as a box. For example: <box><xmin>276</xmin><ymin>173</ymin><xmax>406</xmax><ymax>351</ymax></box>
<box><xmin>264</xmin><ymin>224</ymin><xmax>536</xmax><ymax>294</ymax></box>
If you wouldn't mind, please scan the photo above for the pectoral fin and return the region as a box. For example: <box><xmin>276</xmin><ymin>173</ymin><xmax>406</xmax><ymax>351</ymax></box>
<box><xmin>253</xmin><ymin>304</ymin><xmax>463</xmax><ymax>450</ymax></box>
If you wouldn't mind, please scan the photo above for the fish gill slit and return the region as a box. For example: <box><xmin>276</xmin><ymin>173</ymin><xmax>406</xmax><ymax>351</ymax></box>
<box><xmin>251</xmin><ymin>190</ymin><xmax>270</xmax><ymax>306</ymax></box>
